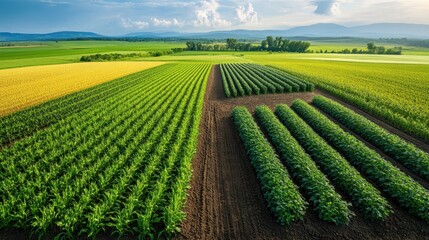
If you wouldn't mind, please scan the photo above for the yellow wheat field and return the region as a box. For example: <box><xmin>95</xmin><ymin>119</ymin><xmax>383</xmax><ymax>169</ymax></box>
<box><xmin>0</xmin><ymin>61</ymin><xmax>164</xmax><ymax>116</ymax></box>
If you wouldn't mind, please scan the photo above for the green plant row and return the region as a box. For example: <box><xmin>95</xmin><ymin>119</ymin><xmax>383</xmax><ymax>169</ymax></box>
<box><xmin>0</xmin><ymin>64</ymin><xmax>172</xmax><ymax>146</ymax></box>
<box><xmin>266</xmin><ymin>65</ymin><xmax>315</xmax><ymax>92</ymax></box>
<box><xmin>0</xmin><ymin>63</ymin><xmax>211</xmax><ymax>238</ymax></box>
<box><xmin>219</xmin><ymin>64</ymin><xmax>237</xmax><ymax>97</ymax></box>
<box><xmin>291</xmin><ymin>99</ymin><xmax>429</xmax><ymax>224</ymax></box>
<box><xmin>224</xmin><ymin>63</ymin><xmax>251</xmax><ymax>95</ymax></box>
<box><xmin>219</xmin><ymin>64</ymin><xmax>231</xmax><ymax>98</ymax></box>
<box><xmin>275</xmin><ymin>104</ymin><xmax>391</xmax><ymax>220</ymax></box>
<box><xmin>219</xmin><ymin>63</ymin><xmax>313</xmax><ymax>98</ymax></box>
<box><xmin>238</xmin><ymin>64</ymin><xmax>285</xmax><ymax>92</ymax></box>
<box><xmin>255</xmin><ymin>105</ymin><xmax>352</xmax><ymax>225</ymax></box>
<box><xmin>248</xmin><ymin>64</ymin><xmax>299</xmax><ymax>91</ymax></box>
<box><xmin>313</xmin><ymin>96</ymin><xmax>429</xmax><ymax>181</ymax></box>
<box><xmin>231</xmin><ymin>106</ymin><xmax>307</xmax><ymax>225</ymax></box>
<box><xmin>279</xmin><ymin>66</ymin><xmax>429</xmax><ymax>142</ymax></box>
<box><xmin>233</xmin><ymin>63</ymin><xmax>271</xmax><ymax>93</ymax></box>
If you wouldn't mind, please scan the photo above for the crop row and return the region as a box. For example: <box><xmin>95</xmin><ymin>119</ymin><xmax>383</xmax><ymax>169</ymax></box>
<box><xmin>312</xmin><ymin>96</ymin><xmax>429</xmax><ymax>181</ymax></box>
<box><xmin>268</xmin><ymin>62</ymin><xmax>429</xmax><ymax>142</ymax></box>
<box><xmin>231</xmin><ymin>106</ymin><xmax>308</xmax><ymax>225</ymax></box>
<box><xmin>274</xmin><ymin>104</ymin><xmax>391</xmax><ymax>220</ymax></box>
<box><xmin>292</xmin><ymin>99</ymin><xmax>429</xmax><ymax>223</ymax></box>
<box><xmin>232</xmin><ymin>99</ymin><xmax>429</xmax><ymax>225</ymax></box>
<box><xmin>0</xmin><ymin>63</ymin><xmax>211</xmax><ymax>238</ymax></box>
<box><xmin>0</xmin><ymin>64</ymin><xmax>171</xmax><ymax>147</ymax></box>
<box><xmin>220</xmin><ymin>63</ymin><xmax>314</xmax><ymax>98</ymax></box>
<box><xmin>254</xmin><ymin>105</ymin><xmax>352</xmax><ymax>225</ymax></box>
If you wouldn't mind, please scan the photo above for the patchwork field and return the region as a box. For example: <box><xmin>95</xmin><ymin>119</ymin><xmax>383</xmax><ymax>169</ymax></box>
<box><xmin>0</xmin><ymin>41</ymin><xmax>428</xmax><ymax>239</ymax></box>
<box><xmin>0</xmin><ymin>61</ymin><xmax>164</xmax><ymax>115</ymax></box>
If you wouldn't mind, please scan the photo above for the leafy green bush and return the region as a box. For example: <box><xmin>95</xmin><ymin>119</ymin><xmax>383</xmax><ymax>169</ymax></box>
<box><xmin>313</xmin><ymin>96</ymin><xmax>429</xmax><ymax>181</ymax></box>
<box><xmin>292</xmin><ymin>99</ymin><xmax>429</xmax><ymax>224</ymax></box>
<box><xmin>275</xmin><ymin>104</ymin><xmax>391</xmax><ymax>220</ymax></box>
<box><xmin>231</xmin><ymin>106</ymin><xmax>307</xmax><ymax>225</ymax></box>
<box><xmin>255</xmin><ymin>105</ymin><xmax>352</xmax><ymax>225</ymax></box>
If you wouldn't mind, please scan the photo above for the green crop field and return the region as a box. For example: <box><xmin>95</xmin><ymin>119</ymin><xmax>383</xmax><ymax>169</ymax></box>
<box><xmin>232</xmin><ymin>97</ymin><xmax>429</xmax><ymax>225</ymax></box>
<box><xmin>0</xmin><ymin>63</ymin><xmax>210</xmax><ymax>238</ymax></box>
<box><xmin>1</xmin><ymin>40</ymin><xmax>429</xmax><ymax>239</ymax></box>
<box><xmin>220</xmin><ymin>63</ymin><xmax>313</xmax><ymax>97</ymax></box>
<box><xmin>247</xmin><ymin>55</ymin><xmax>429</xmax><ymax>141</ymax></box>
<box><xmin>0</xmin><ymin>41</ymin><xmax>183</xmax><ymax>69</ymax></box>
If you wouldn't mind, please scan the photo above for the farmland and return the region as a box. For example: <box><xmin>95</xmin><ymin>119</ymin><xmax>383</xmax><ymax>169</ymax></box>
<box><xmin>246</xmin><ymin>54</ymin><xmax>429</xmax><ymax>142</ymax></box>
<box><xmin>231</xmin><ymin>97</ymin><xmax>429</xmax><ymax>227</ymax></box>
<box><xmin>0</xmin><ymin>63</ymin><xmax>210</xmax><ymax>238</ymax></box>
<box><xmin>0</xmin><ymin>61</ymin><xmax>164</xmax><ymax>115</ymax></box>
<box><xmin>220</xmin><ymin>63</ymin><xmax>313</xmax><ymax>97</ymax></box>
<box><xmin>0</xmin><ymin>40</ymin><xmax>429</xmax><ymax>239</ymax></box>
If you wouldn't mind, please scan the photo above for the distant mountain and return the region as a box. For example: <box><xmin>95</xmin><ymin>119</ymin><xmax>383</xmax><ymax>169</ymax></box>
<box><xmin>283</xmin><ymin>23</ymin><xmax>429</xmax><ymax>38</ymax></box>
<box><xmin>351</xmin><ymin>23</ymin><xmax>429</xmax><ymax>38</ymax></box>
<box><xmin>1</xmin><ymin>23</ymin><xmax>429</xmax><ymax>41</ymax></box>
<box><xmin>283</xmin><ymin>23</ymin><xmax>355</xmax><ymax>37</ymax></box>
<box><xmin>125</xmin><ymin>30</ymin><xmax>287</xmax><ymax>39</ymax></box>
<box><xmin>0</xmin><ymin>31</ymin><xmax>103</xmax><ymax>41</ymax></box>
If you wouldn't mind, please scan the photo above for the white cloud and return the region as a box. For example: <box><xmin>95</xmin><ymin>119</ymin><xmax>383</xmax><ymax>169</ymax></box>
<box><xmin>236</xmin><ymin>3</ymin><xmax>259</xmax><ymax>25</ymax></box>
<box><xmin>120</xmin><ymin>17</ymin><xmax>149</xmax><ymax>29</ymax></box>
<box><xmin>151</xmin><ymin>17</ymin><xmax>183</xmax><ymax>27</ymax></box>
<box><xmin>312</xmin><ymin>0</ymin><xmax>342</xmax><ymax>15</ymax></box>
<box><xmin>193</xmin><ymin>0</ymin><xmax>231</xmax><ymax>28</ymax></box>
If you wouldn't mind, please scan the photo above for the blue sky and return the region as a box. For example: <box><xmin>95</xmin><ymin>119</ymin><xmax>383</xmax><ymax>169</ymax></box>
<box><xmin>1</xmin><ymin>0</ymin><xmax>428</xmax><ymax>35</ymax></box>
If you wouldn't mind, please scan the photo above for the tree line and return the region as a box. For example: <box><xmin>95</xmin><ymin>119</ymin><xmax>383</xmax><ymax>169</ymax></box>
<box><xmin>312</xmin><ymin>43</ymin><xmax>401</xmax><ymax>55</ymax></box>
<box><xmin>186</xmin><ymin>36</ymin><xmax>311</xmax><ymax>53</ymax></box>
<box><xmin>80</xmin><ymin>48</ymin><xmax>184</xmax><ymax>62</ymax></box>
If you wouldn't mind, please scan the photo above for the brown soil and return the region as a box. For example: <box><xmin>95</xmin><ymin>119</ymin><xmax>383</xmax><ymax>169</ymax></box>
<box><xmin>177</xmin><ymin>65</ymin><xmax>429</xmax><ymax>240</ymax></box>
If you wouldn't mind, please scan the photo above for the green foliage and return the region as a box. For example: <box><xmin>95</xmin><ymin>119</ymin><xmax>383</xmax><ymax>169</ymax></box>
<box><xmin>231</xmin><ymin>106</ymin><xmax>308</xmax><ymax>225</ymax></box>
<box><xmin>0</xmin><ymin>63</ymin><xmax>211</xmax><ymax>238</ymax></box>
<box><xmin>313</xmin><ymin>96</ymin><xmax>429</xmax><ymax>181</ymax></box>
<box><xmin>254</xmin><ymin>105</ymin><xmax>352</xmax><ymax>225</ymax></box>
<box><xmin>186</xmin><ymin>37</ymin><xmax>310</xmax><ymax>52</ymax></box>
<box><xmin>80</xmin><ymin>53</ymin><xmax>143</xmax><ymax>61</ymax></box>
<box><xmin>219</xmin><ymin>63</ymin><xmax>312</xmax><ymax>98</ymax></box>
<box><xmin>263</xmin><ymin>59</ymin><xmax>429</xmax><ymax>142</ymax></box>
<box><xmin>292</xmin><ymin>99</ymin><xmax>429</xmax><ymax>224</ymax></box>
<box><xmin>275</xmin><ymin>104</ymin><xmax>391</xmax><ymax>220</ymax></box>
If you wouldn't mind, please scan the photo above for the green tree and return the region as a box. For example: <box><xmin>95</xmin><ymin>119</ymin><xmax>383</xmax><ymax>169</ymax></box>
<box><xmin>261</xmin><ymin>40</ymin><xmax>268</xmax><ymax>50</ymax></box>
<box><xmin>226</xmin><ymin>38</ymin><xmax>238</xmax><ymax>50</ymax></box>
<box><xmin>266</xmin><ymin>36</ymin><xmax>274</xmax><ymax>50</ymax></box>
<box><xmin>367</xmin><ymin>42</ymin><xmax>375</xmax><ymax>53</ymax></box>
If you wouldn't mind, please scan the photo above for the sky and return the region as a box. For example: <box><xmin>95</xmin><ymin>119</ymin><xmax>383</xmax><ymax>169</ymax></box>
<box><xmin>0</xmin><ymin>0</ymin><xmax>428</xmax><ymax>35</ymax></box>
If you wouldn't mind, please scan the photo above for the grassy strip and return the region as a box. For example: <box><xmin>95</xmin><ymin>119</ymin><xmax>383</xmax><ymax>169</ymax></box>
<box><xmin>255</xmin><ymin>105</ymin><xmax>352</xmax><ymax>225</ymax></box>
<box><xmin>231</xmin><ymin>106</ymin><xmax>307</xmax><ymax>225</ymax></box>
<box><xmin>275</xmin><ymin>104</ymin><xmax>391</xmax><ymax>220</ymax></box>
<box><xmin>313</xmin><ymin>96</ymin><xmax>429</xmax><ymax>181</ymax></box>
<box><xmin>292</xmin><ymin>99</ymin><xmax>429</xmax><ymax>223</ymax></box>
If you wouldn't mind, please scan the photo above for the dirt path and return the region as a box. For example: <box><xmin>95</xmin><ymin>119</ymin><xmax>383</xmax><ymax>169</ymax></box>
<box><xmin>177</xmin><ymin>65</ymin><xmax>429</xmax><ymax>240</ymax></box>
